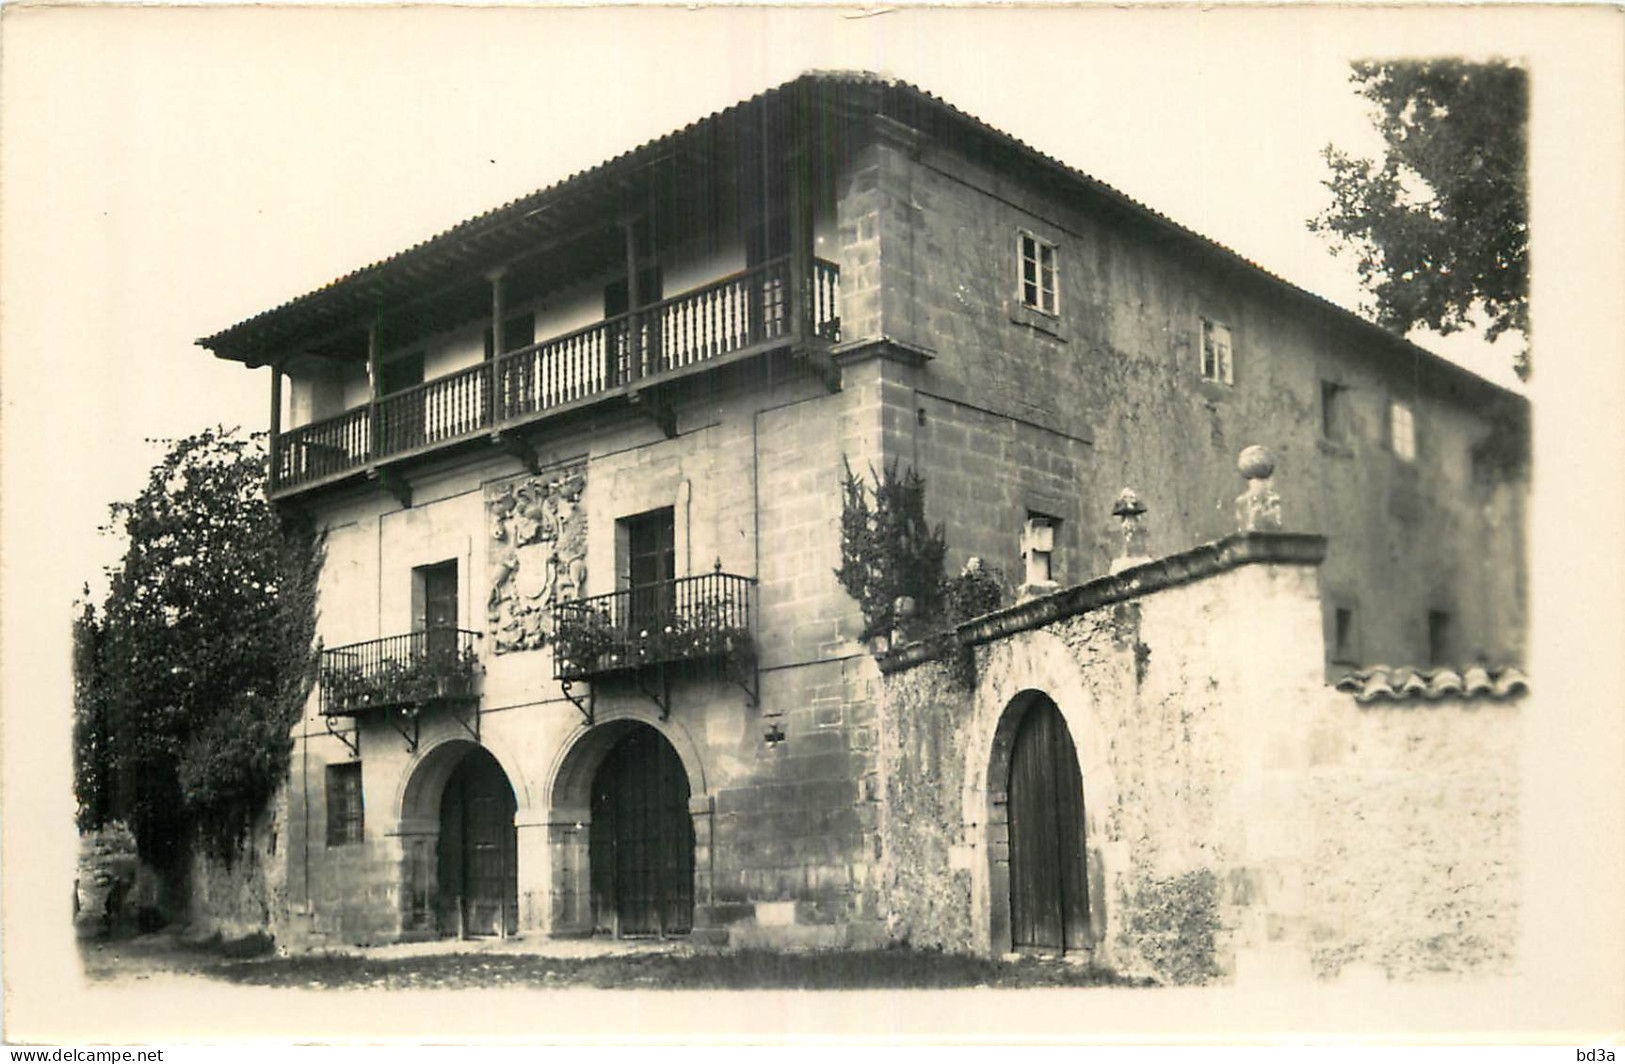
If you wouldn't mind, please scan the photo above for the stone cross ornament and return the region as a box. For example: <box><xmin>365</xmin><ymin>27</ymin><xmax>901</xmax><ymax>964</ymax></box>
<box><xmin>1109</xmin><ymin>487</ymin><xmax>1149</xmax><ymax>574</ymax></box>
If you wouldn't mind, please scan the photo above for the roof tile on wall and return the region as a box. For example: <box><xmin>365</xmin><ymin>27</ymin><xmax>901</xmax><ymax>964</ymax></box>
<box><xmin>1334</xmin><ymin>665</ymin><xmax>1529</xmax><ymax>704</ymax></box>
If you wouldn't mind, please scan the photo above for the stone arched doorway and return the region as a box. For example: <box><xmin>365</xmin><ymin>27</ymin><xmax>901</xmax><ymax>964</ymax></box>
<box><xmin>547</xmin><ymin>717</ymin><xmax>705</xmax><ymax>938</ymax></box>
<box><xmin>438</xmin><ymin>746</ymin><xmax>518</xmax><ymax>936</ymax></box>
<box><xmin>398</xmin><ymin>740</ymin><xmax>519</xmax><ymax>938</ymax></box>
<box><xmin>985</xmin><ymin>689</ymin><xmax>1098</xmax><ymax>956</ymax></box>
<box><xmin>589</xmin><ymin>725</ymin><xmax>694</xmax><ymax>936</ymax></box>
<box><xmin>1005</xmin><ymin>693</ymin><xmax>1089</xmax><ymax>953</ymax></box>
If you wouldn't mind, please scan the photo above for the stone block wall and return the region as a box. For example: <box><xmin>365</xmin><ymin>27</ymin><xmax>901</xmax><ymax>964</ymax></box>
<box><xmin>1294</xmin><ymin>693</ymin><xmax>1520</xmax><ymax>979</ymax></box>
<box><xmin>279</xmin><ymin>337</ymin><xmax>895</xmax><ymax>947</ymax></box>
<box><xmin>856</xmin><ymin>124</ymin><xmax>1526</xmax><ymax>669</ymax></box>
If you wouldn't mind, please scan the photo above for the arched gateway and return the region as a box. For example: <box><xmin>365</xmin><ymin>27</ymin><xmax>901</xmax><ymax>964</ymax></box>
<box><xmin>438</xmin><ymin>746</ymin><xmax>518</xmax><ymax>936</ymax></box>
<box><xmin>588</xmin><ymin>725</ymin><xmax>694</xmax><ymax>936</ymax></box>
<box><xmin>1004</xmin><ymin>693</ymin><xmax>1089</xmax><ymax>953</ymax></box>
<box><xmin>399</xmin><ymin>740</ymin><xmax>519</xmax><ymax>937</ymax></box>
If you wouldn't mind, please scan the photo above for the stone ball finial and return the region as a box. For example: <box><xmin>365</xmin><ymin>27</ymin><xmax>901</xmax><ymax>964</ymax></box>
<box><xmin>1235</xmin><ymin>445</ymin><xmax>1283</xmax><ymax>532</ymax></box>
<box><xmin>1112</xmin><ymin>487</ymin><xmax>1147</xmax><ymax>518</ymax></box>
<box><xmin>1238</xmin><ymin>445</ymin><xmax>1275</xmax><ymax>481</ymax></box>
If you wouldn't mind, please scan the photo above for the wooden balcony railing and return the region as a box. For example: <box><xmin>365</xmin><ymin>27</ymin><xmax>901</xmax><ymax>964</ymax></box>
<box><xmin>813</xmin><ymin>257</ymin><xmax>841</xmax><ymax>342</ymax></box>
<box><xmin>377</xmin><ymin>359</ymin><xmax>491</xmax><ymax>457</ymax></box>
<box><xmin>277</xmin><ymin>405</ymin><xmax>371</xmax><ymax>489</ymax></box>
<box><xmin>552</xmin><ymin>571</ymin><xmax>756</xmax><ymax>682</ymax></box>
<box><xmin>319</xmin><ymin>628</ymin><xmax>482</xmax><ymax>716</ymax></box>
<box><xmin>272</xmin><ymin>256</ymin><xmax>839</xmax><ymax>494</ymax></box>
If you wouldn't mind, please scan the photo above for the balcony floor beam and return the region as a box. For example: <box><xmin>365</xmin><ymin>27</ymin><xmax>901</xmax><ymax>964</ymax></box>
<box><xmin>626</xmin><ymin>389</ymin><xmax>677</xmax><ymax>439</ymax></box>
<box><xmin>491</xmin><ymin>429</ymin><xmax>540</xmax><ymax>474</ymax></box>
<box><xmin>369</xmin><ymin>467</ymin><xmax>413</xmax><ymax>509</ymax></box>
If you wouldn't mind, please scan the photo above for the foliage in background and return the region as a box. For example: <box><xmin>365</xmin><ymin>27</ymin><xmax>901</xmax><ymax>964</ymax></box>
<box><xmin>834</xmin><ymin>459</ymin><xmax>947</xmax><ymax>642</ymax></box>
<box><xmin>940</xmin><ymin>559</ymin><xmax>1006</xmax><ymax>627</ymax></box>
<box><xmin>72</xmin><ymin>596</ymin><xmax>114</xmax><ymax>832</ymax></box>
<box><xmin>1310</xmin><ymin>60</ymin><xmax>1529</xmax><ymax>378</ymax></box>
<box><xmin>73</xmin><ymin>428</ymin><xmax>322</xmax><ymax>867</ymax></box>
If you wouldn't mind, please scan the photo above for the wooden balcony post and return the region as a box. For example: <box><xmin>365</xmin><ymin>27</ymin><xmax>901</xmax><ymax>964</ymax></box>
<box><xmin>486</xmin><ymin>266</ymin><xmax>506</xmax><ymax>426</ymax></box>
<box><xmin>269</xmin><ymin>364</ymin><xmax>283</xmax><ymax>491</ymax></box>
<box><xmin>622</xmin><ymin>217</ymin><xmax>641</xmax><ymax>383</ymax></box>
<box><xmin>367</xmin><ymin>318</ymin><xmax>382</xmax><ymax>459</ymax></box>
<box><xmin>788</xmin><ymin>141</ymin><xmax>813</xmax><ymax>345</ymax></box>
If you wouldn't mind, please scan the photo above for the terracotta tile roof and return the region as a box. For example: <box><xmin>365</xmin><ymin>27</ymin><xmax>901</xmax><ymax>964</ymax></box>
<box><xmin>196</xmin><ymin>69</ymin><xmax>1528</xmax><ymax>406</ymax></box>
<box><xmin>1334</xmin><ymin>665</ymin><xmax>1529</xmax><ymax>704</ymax></box>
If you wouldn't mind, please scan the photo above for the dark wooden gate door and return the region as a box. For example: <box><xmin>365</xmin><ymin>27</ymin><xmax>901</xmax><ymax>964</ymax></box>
<box><xmin>438</xmin><ymin>748</ymin><xmax>517</xmax><ymax>937</ymax></box>
<box><xmin>589</xmin><ymin>726</ymin><xmax>694</xmax><ymax>937</ymax></box>
<box><xmin>421</xmin><ymin>561</ymin><xmax>458</xmax><ymax>665</ymax></box>
<box><xmin>1007</xmin><ymin>695</ymin><xmax>1090</xmax><ymax>952</ymax></box>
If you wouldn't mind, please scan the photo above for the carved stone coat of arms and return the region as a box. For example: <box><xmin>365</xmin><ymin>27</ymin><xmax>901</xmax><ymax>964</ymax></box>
<box><xmin>486</xmin><ymin>463</ymin><xmax>587</xmax><ymax>654</ymax></box>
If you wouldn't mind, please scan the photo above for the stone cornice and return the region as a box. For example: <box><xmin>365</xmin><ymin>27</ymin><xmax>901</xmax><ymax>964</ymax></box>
<box><xmin>830</xmin><ymin>336</ymin><xmax>936</xmax><ymax>369</ymax></box>
<box><xmin>877</xmin><ymin>531</ymin><xmax>1328</xmax><ymax>675</ymax></box>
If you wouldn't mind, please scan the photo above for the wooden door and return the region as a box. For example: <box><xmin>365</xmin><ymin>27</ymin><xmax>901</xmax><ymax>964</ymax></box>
<box><xmin>589</xmin><ymin>726</ymin><xmax>694</xmax><ymax>937</ymax></box>
<box><xmin>438</xmin><ymin>748</ymin><xmax>517</xmax><ymax>937</ymax></box>
<box><xmin>421</xmin><ymin>561</ymin><xmax>458</xmax><ymax>665</ymax></box>
<box><xmin>1007</xmin><ymin>696</ymin><xmax>1090</xmax><ymax>953</ymax></box>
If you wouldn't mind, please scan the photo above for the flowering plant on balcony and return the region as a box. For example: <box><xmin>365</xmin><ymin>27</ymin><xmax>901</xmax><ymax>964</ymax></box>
<box><xmin>321</xmin><ymin>641</ymin><xmax>481</xmax><ymax>714</ymax></box>
<box><xmin>552</xmin><ymin>604</ymin><xmax>619</xmax><ymax>677</ymax></box>
<box><xmin>634</xmin><ymin>601</ymin><xmax>754</xmax><ymax>667</ymax></box>
<box><xmin>554</xmin><ymin>593</ymin><xmax>754</xmax><ymax>679</ymax></box>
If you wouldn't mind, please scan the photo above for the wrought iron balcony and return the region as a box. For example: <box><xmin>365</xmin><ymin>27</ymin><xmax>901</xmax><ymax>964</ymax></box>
<box><xmin>319</xmin><ymin>628</ymin><xmax>482</xmax><ymax>716</ymax></box>
<box><xmin>552</xmin><ymin>571</ymin><xmax>756</xmax><ymax>683</ymax></box>
<box><xmin>274</xmin><ymin>256</ymin><xmax>840</xmax><ymax>495</ymax></box>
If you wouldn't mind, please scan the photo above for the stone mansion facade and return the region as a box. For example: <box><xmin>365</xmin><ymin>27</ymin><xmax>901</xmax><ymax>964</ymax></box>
<box><xmin>198</xmin><ymin>72</ymin><xmax>1528</xmax><ymax>977</ymax></box>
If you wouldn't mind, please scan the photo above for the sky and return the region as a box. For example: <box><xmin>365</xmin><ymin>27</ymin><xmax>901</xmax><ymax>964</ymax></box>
<box><xmin>3</xmin><ymin>5</ymin><xmax>1624</xmax><ymax>1037</ymax></box>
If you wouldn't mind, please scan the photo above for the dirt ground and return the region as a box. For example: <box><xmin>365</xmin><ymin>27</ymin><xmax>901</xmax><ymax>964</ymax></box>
<box><xmin>78</xmin><ymin>931</ymin><xmax>1150</xmax><ymax>991</ymax></box>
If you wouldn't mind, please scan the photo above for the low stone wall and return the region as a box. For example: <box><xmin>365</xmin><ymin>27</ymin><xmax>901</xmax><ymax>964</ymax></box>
<box><xmin>1295</xmin><ymin>692</ymin><xmax>1520</xmax><ymax>980</ymax></box>
<box><xmin>75</xmin><ymin>823</ymin><xmax>141</xmax><ymax>935</ymax></box>
<box><xmin>878</xmin><ymin>587</ymin><xmax>1258</xmax><ymax>983</ymax></box>
<box><xmin>876</xmin><ymin>536</ymin><xmax>1522</xmax><ymax>983</ymax></box>
<box><xmin>77</xmin><ymin>798</ymin><xmax>288</xmax><ymax>948</ymax></box>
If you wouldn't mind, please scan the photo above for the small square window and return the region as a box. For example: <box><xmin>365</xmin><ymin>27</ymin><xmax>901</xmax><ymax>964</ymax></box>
<box><xmin>1321</xmin><ymin>380</ymin><xmax>1350</xmax><ymax>443</ymax></box>
<box><xmin>1201</xmin><ymin>319</ymin><xmax>1234</xmax><ymax>384</ymax></box>
<box><xmin>1427</xmin><ymin>610</ymin><xmax>1453</xmax><ymax>667</ymax></box>
<box><xmin>1018</xmin><ymin>231</ymin><xmax>1059</xmax><ymax>316</ymax></box>
<box><xmin>1332</xmin><ymin>606</ymin><xmax>1360</xmax><ymax>664</ymax></box>
<box><xmin>326</xmin><ymin>762</ymin><xmax>364</xmax><ymax>847</ymax></box>
<box><xmin>1389</xmin><ymin>400</ymin><xmax>1416</xmax><ymax>462</ymax></box>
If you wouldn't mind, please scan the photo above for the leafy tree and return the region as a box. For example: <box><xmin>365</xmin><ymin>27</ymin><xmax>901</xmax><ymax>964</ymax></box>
<box><xmin>72</xmin><ymin>594</ymin><xmax>113</xmax><ymax>832</ymax></box>
<box><xmin>73</xmin><ymin>428</ymin><xmax>322</xmax><ymax>873</ymax></box>
<box><xmin>834</xmin><ymin>458</ymin><xmax>947</xmax><ymax>642</ymax></box>
<box><xmin>1310</xmin><ymin>59</ymin><xmax>1529</xmax><ymax>377</ymax></box>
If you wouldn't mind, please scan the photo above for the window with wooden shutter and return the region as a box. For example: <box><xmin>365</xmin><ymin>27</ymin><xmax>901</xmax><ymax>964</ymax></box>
<box><xmin>326</xmin><ymin>762</ymin><xmax>364</xmax><ymax>846</ymax></box>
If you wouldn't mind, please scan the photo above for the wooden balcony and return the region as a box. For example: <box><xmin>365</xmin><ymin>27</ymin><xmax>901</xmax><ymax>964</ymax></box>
<box><xmin>319</xmin><ymin>628</ymin><xmax>482</xmax><ymax>717</ymax></box>
<box><xmin>274</xmin><ymin>256</ymin><xmax>840</xmax><ymax>496</ymax></box>
<box><xmin>552</xmin><ymin>570</ymin><xmax>756</xmax><ymax>684</ymax></box>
